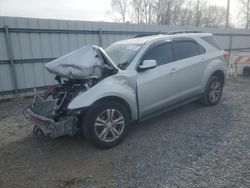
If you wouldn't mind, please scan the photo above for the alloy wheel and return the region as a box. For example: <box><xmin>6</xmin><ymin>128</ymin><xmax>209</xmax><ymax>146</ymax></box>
<box><xmin>208</xmin><ymin>80</ymin><xmax>222</xmax><ymax>103</ymax></box>
<box><xmin>94</xmin><ymin>109</ymin><xmax>125</xmax><ymax>142</ymax></box>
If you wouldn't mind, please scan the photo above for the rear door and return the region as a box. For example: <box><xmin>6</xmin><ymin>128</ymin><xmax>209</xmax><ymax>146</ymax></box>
<box><xmin>172</xmin><ymin>39</ymin><xmax>207</xmax><ymax>100</ymax></box>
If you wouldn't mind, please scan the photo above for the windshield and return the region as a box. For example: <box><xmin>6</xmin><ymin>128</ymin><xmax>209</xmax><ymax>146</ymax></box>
<box><xmin>105</xmin><ymin>43</ymin><xmax>143</xmax><ymax>70</ymax></box>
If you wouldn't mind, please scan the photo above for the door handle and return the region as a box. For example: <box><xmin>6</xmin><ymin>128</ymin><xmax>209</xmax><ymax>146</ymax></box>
<box><xmin>201</xmin><ymin>57</ymin><xmax>206</xmax><ymax>62</ymax></box>
<box><xmin>170</xmin><ymin>68</ymin><xmax>177</xmax><ymax>74</ymax></box>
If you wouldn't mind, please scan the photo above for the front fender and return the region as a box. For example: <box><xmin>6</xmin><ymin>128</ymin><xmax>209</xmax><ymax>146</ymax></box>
<box><xmin>68</xmin><ymin>77</ymin><xmax>138</xmax><ymax>120</ymax></box>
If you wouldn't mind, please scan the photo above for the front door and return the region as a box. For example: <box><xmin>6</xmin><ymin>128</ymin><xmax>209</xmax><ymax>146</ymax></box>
<box><xmin>137</xmin><ymin>42</ymin><xmax>181</xmax><ymax>119</ymax></box>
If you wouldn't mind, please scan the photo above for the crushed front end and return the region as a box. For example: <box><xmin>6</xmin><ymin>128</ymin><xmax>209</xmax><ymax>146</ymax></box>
<box><xmin>23</xmin><ymin>45</ymin><xmax>118</xmax><ymax>138</ymax></box>
<box><xmin>23</xmin><ymin>83</ymin><xmax>82</xmax><ymax>138</ymax></box>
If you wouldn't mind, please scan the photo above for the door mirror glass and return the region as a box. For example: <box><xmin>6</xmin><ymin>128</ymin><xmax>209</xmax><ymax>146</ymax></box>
<box><xmin>138</xmin><ymin>60</ymin><xmax>157</xmax><ymax>71</ymax></box>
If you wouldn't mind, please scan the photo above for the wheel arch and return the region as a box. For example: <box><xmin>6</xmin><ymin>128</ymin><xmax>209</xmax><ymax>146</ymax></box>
<box><xmin>92</xmin><ymin>96</ymin><xmax>132</xmax><ymax>121</ymax></box>
<box><xmin>211</xmin><ymin>70</ymin><xmax>225</xmax><ymax>86</ymax></box>
<box><xmin>201</xmin><ymin>58</ymin><xmax>226</xmax><ymax>93</ymax></box>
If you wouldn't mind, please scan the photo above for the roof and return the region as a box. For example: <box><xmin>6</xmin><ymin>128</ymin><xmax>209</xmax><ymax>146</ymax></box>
<box><xmin>114</xmin><ymin>32</ymin><xmax>212</xmax><ymax>45</ymax></box>
<box><xmin>115</xmin><ymin>35</ymin><xmax>164</xmax><ymax>45</ymax></box>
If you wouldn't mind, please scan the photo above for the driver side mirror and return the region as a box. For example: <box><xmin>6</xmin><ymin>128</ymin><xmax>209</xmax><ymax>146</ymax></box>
<box><xmin>137</xmin><ymin>60</ymin><xmax>157</xmax><ymax>72</ymax></box>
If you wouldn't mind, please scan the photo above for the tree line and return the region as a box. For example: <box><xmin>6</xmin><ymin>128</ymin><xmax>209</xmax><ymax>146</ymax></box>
<box><xmin>107</xmin><ymin>0</ymin><xmax>227</xmax><ymax>28</ymax></box>
<box><xmin>239</xmin><ymin>0</ymin><xmax>250</xmax><ymax>29</ymax></box>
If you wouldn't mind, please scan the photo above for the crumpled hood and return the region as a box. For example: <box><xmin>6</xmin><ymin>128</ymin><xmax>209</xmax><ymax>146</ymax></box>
<box><xmin>44</xmin><ymin>45</ymin><xmax>118</xmax><ymax>79</ymax></box>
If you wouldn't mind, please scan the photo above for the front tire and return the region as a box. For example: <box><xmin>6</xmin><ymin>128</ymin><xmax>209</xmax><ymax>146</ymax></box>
<box><xmin>33</xmin><ymin>125</ymin><xmax>44</xmax><ymax>137</ymax></box>
<box><xmin>82</xmin><ymin>100</ymin><xmax>130</xmax><ymax>149</ymax></box>
<box><xmin>200</xmin><ymin>75</ymin><xmax>223</xmax><ymax>106</ymax></box>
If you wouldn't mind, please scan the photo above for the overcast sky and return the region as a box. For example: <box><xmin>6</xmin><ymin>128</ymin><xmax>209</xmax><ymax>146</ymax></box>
<box><xmin>0</xmin><ymin>0</ymin><xmax>242</xmax><ymax>27</ymax></box>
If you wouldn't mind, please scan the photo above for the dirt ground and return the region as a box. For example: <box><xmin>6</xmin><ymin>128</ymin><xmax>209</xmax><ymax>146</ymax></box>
<box><xmin>0</xmin><ymin>78</ymin><xmax>250</xmax><ymax>188</ymax></box>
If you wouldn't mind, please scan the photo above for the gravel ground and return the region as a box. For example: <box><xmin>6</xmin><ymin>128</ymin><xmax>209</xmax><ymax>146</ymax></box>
<box><xmin>0</xmin><ymin>78</ymin><xmax>250</xmax><ymax>188</ymax></box>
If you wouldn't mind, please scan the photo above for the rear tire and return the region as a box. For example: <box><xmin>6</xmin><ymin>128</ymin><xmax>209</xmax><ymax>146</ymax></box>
<box><xmin>200</xmin><ymin>75</ymin><xmax>223</xmax><ymax>106</ymax></box>
<box><xmin>82</xmin><ymin>100</ymin><xmax>130</xmax><ymax>149</ymax></box>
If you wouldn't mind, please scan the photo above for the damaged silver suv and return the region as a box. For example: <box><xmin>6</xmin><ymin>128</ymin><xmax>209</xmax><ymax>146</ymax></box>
<box><xmin>23</xmin><ymin>32</ymin><xmax>227</xmax><ymax>148</ymax></box>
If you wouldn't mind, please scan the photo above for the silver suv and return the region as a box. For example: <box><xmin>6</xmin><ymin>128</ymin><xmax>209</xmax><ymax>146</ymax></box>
<box><xmin>23</xmin><ymin>31</ymin><xmax>227</xmax><ymax>148</ymax></box>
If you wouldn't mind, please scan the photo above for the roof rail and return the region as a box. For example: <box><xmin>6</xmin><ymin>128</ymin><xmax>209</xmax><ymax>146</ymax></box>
<box><xmin>133</xmin><ymin>30</ymin><xmax>205</xmax><ymax>38</ymax></box>
<box><xmin>133</xmin><ymin>32</ymin><xmax>165</xmax><ymax>38</ymax></box>
<box><xmin>167</xmin><ymin>30</ymin><xmax>205</xmax><ymax>35</ymax></box>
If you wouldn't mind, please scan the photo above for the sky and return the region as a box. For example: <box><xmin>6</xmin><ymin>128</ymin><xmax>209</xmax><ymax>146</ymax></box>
<box><xmin>0</xmin><ymin>0</ymin><xmax>243</xmax><ymax>28</ymax></box>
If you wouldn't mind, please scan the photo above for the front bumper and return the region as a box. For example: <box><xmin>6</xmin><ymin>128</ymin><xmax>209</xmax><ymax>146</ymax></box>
<box><xmin>23</xmin><ymin>106</ymin><xmax>78</xmax><ymax>138</ymax></box>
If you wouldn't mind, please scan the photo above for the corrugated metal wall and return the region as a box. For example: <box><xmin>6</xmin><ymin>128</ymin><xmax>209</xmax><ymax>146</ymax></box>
<box><xmin>1</xmin><ymin>16</ymin><xmax>250</xmax><ymax>99</ymax></box>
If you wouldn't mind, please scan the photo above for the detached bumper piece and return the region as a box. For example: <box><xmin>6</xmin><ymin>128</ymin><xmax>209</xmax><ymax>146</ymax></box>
<box><xmin>23</xmin><ymin>95</ymin><xmax>78</xmax><ymax>138</ymax></box>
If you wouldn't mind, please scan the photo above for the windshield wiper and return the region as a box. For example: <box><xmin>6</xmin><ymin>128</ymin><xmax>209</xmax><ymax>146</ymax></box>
<box><xmin>118</xmin><ymin>61</ymin><xmax>129</xmax><ymax>70</ymax></box>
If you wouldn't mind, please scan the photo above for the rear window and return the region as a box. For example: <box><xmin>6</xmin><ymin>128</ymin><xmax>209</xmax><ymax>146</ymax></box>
<box><xmin>201</xmin><ymin>36</ymin><xmax>221</xmax><ymax>49</ymax></box>
<box><xmin>173</xmin><ymin>41</ymin><xmax>201</xmax><ymax>61</ymax></box>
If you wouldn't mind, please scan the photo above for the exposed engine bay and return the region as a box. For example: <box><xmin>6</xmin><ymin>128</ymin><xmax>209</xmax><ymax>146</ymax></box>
<box><xmin>40</xmin><ymin>76</ymin><xmax>97</xmax><ymax>120</ymax></box>
<box><xmin>23</xmin><ymin>45</ymin><xmax>118</xmax><ymax>138</ymax></box>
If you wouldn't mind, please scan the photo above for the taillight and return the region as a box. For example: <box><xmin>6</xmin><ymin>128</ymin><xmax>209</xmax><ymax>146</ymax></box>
<box><xmin>224</xmin><ymin>51</ymin><xmax>229</xmax><ymax>60</ymax></box>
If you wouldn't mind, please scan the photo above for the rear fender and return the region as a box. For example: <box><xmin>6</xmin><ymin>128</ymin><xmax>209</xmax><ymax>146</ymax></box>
<box><xmin>201</xmin><ymin>59</ymin><xmax>227</xmax><ymax>92</ymax></box>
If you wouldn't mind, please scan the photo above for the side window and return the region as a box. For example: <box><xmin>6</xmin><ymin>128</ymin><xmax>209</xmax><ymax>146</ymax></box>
<box><xmin>173</xmin><ymin>41</ymin><xmax>201</xmax><ymax>61</ymax></box>
<box><xmin>142</xmin><ymin>43</ymin><xmax>174</xmax><ymax>66</ymax></box>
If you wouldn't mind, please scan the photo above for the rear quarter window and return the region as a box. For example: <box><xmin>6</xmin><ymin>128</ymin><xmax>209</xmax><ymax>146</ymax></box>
<box><xmin>201</xmin><ymin>36</ymin><xmax>222</xmax><ymax>50</ymax></box>
<box><xmin>198</xmin><ymin>44</ymin><xmax>206</xmax><ymax>54</ymax></box>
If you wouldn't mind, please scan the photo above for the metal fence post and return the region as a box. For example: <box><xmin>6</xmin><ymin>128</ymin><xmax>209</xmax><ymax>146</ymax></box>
<box><xmin>98</xmin><ymin>28</ymin><xmax>103</xmax><ymax>47</ymax></box>
<box><xmin>228</xmin><ymin>32</ymin><xmax>233</xmax><ymax>64</ymax></box>
<box><xmin>4</xmin><ymin>25</ymin><xmax>18</xmax><ymax>94</ymax></box>
<box><xmin>229</xmin><ymin>33</ymin><xmax>233</xmax><ymax>53</ymax></box>
<box><xmin>227</xmin><ymin>32</ymin><xmax>238</xmax><ymax>78</ymax></box>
